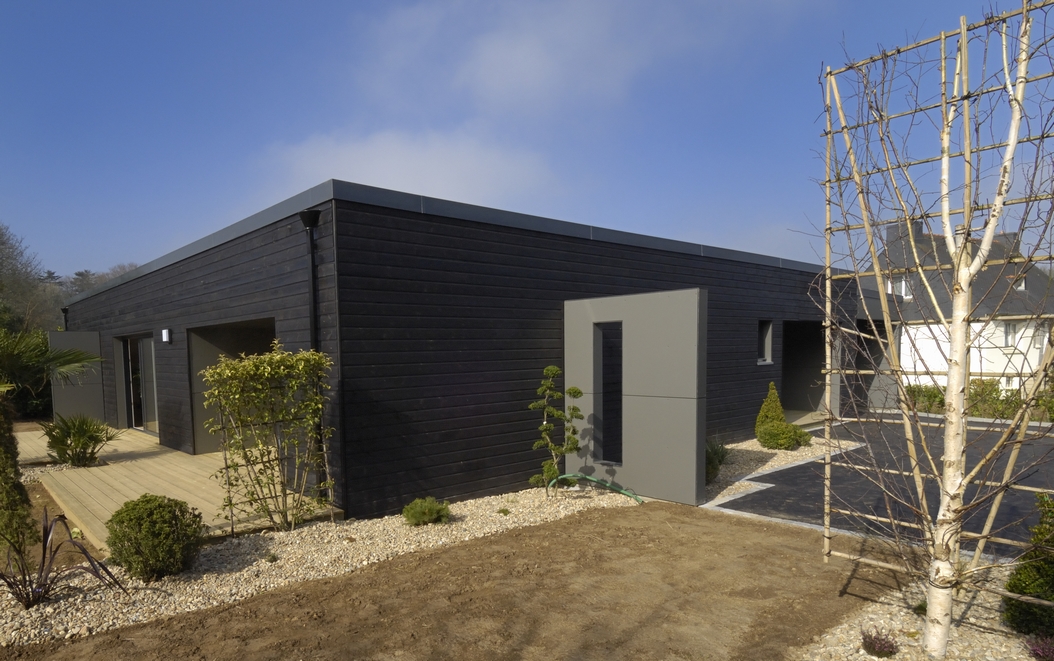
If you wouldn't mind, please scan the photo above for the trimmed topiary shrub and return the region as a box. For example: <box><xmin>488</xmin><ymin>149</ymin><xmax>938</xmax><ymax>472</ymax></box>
<box><xmin>1005</xmin><ymin>494</ymin><xmax>1054</xmax><ymax>636</ymax></box>
<box><xmin>105</xmin><ymin>494</ymin><xmax>207</xmax><ymax>582</ymax></box>
<box><xmin>754</xmin><ymin>383</ymin><xmax>811</xmax><ymax>450</ymax></box>
<box><xmin>757</xmin><ymin>421</ymin><xmax>812</xmax><ymax>451</ymax></box>
<box><xmin>755</xmin><ymin>382</ymin><xmax>785</xmax><ymax>437</ymax></box>
<box><xmin>402</xmin><ymin>496</ymin><xmax>451</xmax><ymax>526</ymax></box>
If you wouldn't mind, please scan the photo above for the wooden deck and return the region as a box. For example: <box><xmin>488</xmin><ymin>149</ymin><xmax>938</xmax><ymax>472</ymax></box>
<box><xmin>24</xmin><ymin>429</ymin><xmax>240</xmax><ymax>554</ymax></box>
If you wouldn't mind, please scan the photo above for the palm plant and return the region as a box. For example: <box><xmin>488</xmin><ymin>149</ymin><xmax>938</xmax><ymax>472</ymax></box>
<box><xmin>0</xmin><ymin>328</ymin><xmax>98</xmax><ymax>399</ymax></box>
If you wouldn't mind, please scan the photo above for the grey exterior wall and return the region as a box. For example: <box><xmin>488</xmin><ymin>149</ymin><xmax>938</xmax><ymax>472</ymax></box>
<box><xmin>48</xmin><ymin>331</ymin><xmax>105</xmax><ymax>421</ymax></box>
<box><xmin>563</xmin><ymin>289</ymin><xmax>707</xmax><ymax>505</ymax></box>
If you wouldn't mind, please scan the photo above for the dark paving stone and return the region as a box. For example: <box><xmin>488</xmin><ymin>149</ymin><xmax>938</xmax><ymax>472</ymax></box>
<box><xmin>716</xmin><ymin>419</ymin><xmax>1054</xmax><ymax>554</ymax></box>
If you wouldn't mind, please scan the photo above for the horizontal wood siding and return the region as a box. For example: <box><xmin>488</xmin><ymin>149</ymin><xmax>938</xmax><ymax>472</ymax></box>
<box><xmin>66</xmin><ymin>209</ymin><xmax>340</xmax><ymax>463</ymax></box>
<box><xmin>335</xmin><ymin>202</ymin><xmax>821</xmax><ymax>516</ymax></box>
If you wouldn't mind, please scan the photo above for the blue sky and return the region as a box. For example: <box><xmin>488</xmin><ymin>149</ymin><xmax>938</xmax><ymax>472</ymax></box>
<box><xmin>0</xmin><ymin>0</ymin><xmax>997</xmax><ymax>274</ymax></box>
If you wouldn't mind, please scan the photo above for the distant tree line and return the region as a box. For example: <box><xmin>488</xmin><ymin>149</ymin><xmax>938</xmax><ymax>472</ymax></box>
<box><xmin>0</xmin><ymin>222</ymin><xmax>137</xmax><ymax>333</ymax></box>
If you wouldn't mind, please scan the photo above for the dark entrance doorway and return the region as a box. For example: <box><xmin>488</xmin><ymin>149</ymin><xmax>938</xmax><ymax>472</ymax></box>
<box><xmin>188</xmin><ymin>318</ymin><xmax>276</xmax><ymax>454</ymax></box>
<box><xmin>781</xmin><ymin>321</ymin><xmax>825</xmax><ymax>412</ymax></box>
<box><xmin>121</xmin><ymin>335</ymin><xmax>158</xmax><ymax>434</ymax></box>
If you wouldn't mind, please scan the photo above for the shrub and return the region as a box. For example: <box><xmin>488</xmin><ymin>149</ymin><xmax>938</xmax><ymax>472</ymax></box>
<box><xmin>1005</xmin><ymin>493</ymin><xmax>1054</xmax><ymax>636</ymax></box>
<box><xmin>528</xmin><ymin>366</ymin><xmax>583</xmax><ymax>490</ymax></box>
<box><xmin>903</xmin><ymin>383</ymin><xmax>945</xmax><ymax>414</ymax></box>
<box><xmin>402</xmin><ymin>497</ymin><xmax>451</xmax><ymax>526</ymax></box>
<box><xmin>41</xmin><ymin>413</ymin><xmax>121</xmax><ymax>467</ymax></box>
<box><xmin>202</xmin><ymin>342</ymin><xmax>334</xmax><ymax>532</ymax></box>
<box><xmin>705</xmin><ymin>440</ymin><xmax>729</xmax><ymax>483</ymax></box>
<box><xmin>860</xmin><ymin>627</ymin><xmax>898</xmax><ymax>658</ymax></box>
<box><xmin>0</xmin><ymin>507</ymin><xmax>123</xmax><ymax>609</ymax></box>
<box><xmin>105</xmin><ymin>494</ymin><xmax>207</xmax><ymax>582</ymax></box>
<box><xmin>755</xmin><ymin>382</ymin><xmax>785</xmax><ymax>437</ymax></box>
<box><xmin>757</xmin><ymin>421</ymin><xmax>811</xmax><ymax>451</ymax></box>
<box><xmin>0</xmin><ymin>399</ymin><xmax>36</xmax><ymax>552</ymax></box>
<box><xmin>1028</xmin><ymin>635</ymin><xmax>1054</xmax><ymax>661</ymax></box>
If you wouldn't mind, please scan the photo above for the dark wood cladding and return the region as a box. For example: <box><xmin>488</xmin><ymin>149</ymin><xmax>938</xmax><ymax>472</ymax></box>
<box><xmin>66</xmin><ymin>190</ymin><xmax>823</xmax><ymax>521</ymax></box>
<box><xmin>335</xmin><ymin>201</ymin><xmax>821</xmax><ymax>517</ymax></box>
<box><xmin>66</xmin><ymin>209</ymin><xmax>339</xmax><ymax>459</ymax></box>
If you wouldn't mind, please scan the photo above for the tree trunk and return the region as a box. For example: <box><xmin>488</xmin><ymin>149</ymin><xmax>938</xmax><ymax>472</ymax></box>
<box><xmin>923</xmin><ymin>262</ymin><xmax>971</xmax><ymax>658</ymax></box>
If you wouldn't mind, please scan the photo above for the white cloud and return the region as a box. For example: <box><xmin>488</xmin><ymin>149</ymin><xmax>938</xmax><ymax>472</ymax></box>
<box><xmin>268</xmin><ymin>128</ymin><xmax>557</xmax><ymax>208</ymax></box>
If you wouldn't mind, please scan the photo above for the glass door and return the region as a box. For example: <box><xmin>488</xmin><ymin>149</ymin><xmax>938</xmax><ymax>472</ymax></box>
<box><xmin>125</xmin><ymin>336</ymin><xmax>159</xmax><ymax>433</ymax></box>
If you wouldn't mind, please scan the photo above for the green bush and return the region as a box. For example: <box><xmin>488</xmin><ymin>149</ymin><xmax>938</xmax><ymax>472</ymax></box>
<box><xmin>105</xmin><ymin>494</ymin><xmax>207</xmax><ymax>582</ymax></box>
<box><xmin>903</xmin><ymin>383</ymin><xmax>945</xmax><ymax>414</ymax></box>
<box><xmin>757</xmin><ymin>421</ymin><xmax>812</xmax><ymax>450</ymax></box>
<box><xmin>705</xmin><ymin>440</ymin><xmax>729</xmax><ymax>483</ymax></box>
<box><xmin>755</xmin><ymin>382</ymin><xmax>785</xmax><ymax>437</ymax></box>
<box><xmin>41</xmin><ymin>413</ymin><xmax>121</xmax><ymax>467</ymax></box>
<box><xmin>1005</xmin><ymin>494</ymin><xmax>1054</xmax><ymax>636</ymax></box>
<box><xmin>0</xmin><ymin>400</ymin><xmax>36</xmax><ymax>551</ymax></box>
<box><xmin>754</xmin><ymin>383</ymin><xmax>810</xmax><ymax>450</ymax></box>
<box><xmin>402</xmin><ymin>496</ymin><xmax>451</xmax><ymax>526</ymax></box>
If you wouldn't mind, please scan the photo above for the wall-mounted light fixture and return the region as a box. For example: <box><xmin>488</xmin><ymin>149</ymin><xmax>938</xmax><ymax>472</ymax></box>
<box><xmin>161</xmin><ymin>329</ymin><xmax>172</xmax><ymax>343</ymax></box>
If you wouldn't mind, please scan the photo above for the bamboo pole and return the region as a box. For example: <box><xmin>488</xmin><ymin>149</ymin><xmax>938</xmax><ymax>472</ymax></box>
<box><xmin>824</xmin><ymin>67</ymin><xmax>835</xmax><ymax>564</ymax></box>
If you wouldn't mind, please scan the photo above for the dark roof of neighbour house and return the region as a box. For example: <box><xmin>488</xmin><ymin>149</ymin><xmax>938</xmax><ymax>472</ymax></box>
<box><xmin>879</xmin><ymin>221</ymin><xmax>1054</xmax><ymax>322</ymax></box>
<box><xmin>67</xmin><ymin>179</ymin><xmax>823</xmax><ymax>305</ymax></box>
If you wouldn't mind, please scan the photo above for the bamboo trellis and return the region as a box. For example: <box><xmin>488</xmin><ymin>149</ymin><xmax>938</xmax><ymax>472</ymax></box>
<box><xmin>822</xmin><ymin>1</ymin><xmax>1054</xmax><ymax>590</ymax></box>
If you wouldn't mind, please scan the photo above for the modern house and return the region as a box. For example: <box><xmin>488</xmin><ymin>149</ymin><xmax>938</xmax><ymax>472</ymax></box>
<box><xmin>882</xmin><ymin>222</ymin><xmax>1054</xmax><ymax>393</ymax></box>
<box><xmin>55</xmin><ymin>180</ymin><xmax>831</xmax><ymax>517</ymax></box>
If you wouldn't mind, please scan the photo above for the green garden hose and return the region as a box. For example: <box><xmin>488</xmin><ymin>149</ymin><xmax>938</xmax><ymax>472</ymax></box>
<box><xmin>546</xmin><ymin>473</ymin><xmax>644</xmax><ymax>503</ymax></box>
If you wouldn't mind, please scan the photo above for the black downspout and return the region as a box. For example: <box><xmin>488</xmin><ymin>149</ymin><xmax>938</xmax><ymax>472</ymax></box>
<box><xmin>298</xmin><ymin>209</ymin><xmax>321</xmax><ymax>351</ymax></box>
<box><xmin>61</xmin><ymin>307</ymin><xmax>69</xmax><ymax>331</ymax></box>
<box><xmin>297</xmin><ymin>207</ymin><xmax>326</xmax><ymax>506</ymax></box>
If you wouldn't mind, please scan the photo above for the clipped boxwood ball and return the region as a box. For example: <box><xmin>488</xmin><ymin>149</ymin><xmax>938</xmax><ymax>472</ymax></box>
<box><xmin>105</xmin><ymin>494</ymin><xmax>207</xmax><ymax>582</ymax></box>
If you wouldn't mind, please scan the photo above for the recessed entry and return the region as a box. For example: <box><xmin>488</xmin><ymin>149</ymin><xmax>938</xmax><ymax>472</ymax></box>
<box><xmin>188</xmin><ymin>318</ymin><xmax>276</xmax><ymax>454</ymax></box>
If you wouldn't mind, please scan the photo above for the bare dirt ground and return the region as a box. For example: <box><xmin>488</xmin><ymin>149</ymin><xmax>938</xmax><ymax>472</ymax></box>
<box><xmin>0</xmin><ymin>502</ymin><xmax>899</xmax><ymax>661</ymax></box>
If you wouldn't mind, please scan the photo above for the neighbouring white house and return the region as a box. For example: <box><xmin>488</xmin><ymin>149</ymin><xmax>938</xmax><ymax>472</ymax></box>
<box><xmin>879</xmin><ymin>222</ymin><xmax>1054</xmax><ymax>393</ymax></box>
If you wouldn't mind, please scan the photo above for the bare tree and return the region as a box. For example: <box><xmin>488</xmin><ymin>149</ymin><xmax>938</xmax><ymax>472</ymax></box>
<box><xmin>823</xmin><ymin>3</ymin><xmax>1054</xmax><ymax>657</ymax></box>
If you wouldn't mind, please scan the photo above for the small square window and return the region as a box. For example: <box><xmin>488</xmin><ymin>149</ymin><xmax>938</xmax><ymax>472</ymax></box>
<box><xmin>758</xmin><ymin>320</ymin><xmax>773</xmax><ymax>364</ymax></box>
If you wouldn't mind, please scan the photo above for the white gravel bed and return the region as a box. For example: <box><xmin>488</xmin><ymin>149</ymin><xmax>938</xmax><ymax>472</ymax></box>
<box><xmin>793</xmin><ymin>565</ymin><xmax>1032</xmax><ymax>660</ymax></box>
<box><xmin>0</xmin><ymin>487</ymin><xmax>636</xmax><ymax>647</ymax></box>
<box><xmin>703</xmin><ymin>435</ymin><xmax>840</xmax><ymax>504</ymax></box>
<box><xmin>19</xmin><ymin>464</ymin><xmax>70</xmax><ymax>484</ymax></box>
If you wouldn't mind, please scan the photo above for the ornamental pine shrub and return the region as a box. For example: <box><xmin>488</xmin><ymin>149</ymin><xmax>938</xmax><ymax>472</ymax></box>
<box><xmin>105</xmin><ymin>494</ymin><xmax>207</xmax><ymax>582</ymax></box>
<box><xmin>528</xmin><ymin>366</ymin><xmax>583</xmax><ymax>490</ymax></box>
<box><xmin>754</xmin><ymin>383</ymin><xmax>811</xmax><ymax>450</ymax></box>
<box><xmin>1004</xmin><ymin>494</ymin><xmax>1054</xmax><ymax>636</ymax></box>
<box><xmin>402</xmin><ymin>496</ymin><xmax>451</xmax><ymax>526</ymax></box>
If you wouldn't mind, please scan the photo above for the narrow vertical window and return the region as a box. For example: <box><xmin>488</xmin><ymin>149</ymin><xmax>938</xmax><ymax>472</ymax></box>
<box><xmin>597</xmin><ymin>322</ymin><xmax>623</xmax><ymax>464</ymax></box>
<box><xmin>758</xmin><ymin>320</ymin><xmax>773</xmax><ymax>364</ymax></box>
<box><xmin>1005</xmin><ymin>322</ymin><xmax>1019</xmax><ymax>348</ymax></box>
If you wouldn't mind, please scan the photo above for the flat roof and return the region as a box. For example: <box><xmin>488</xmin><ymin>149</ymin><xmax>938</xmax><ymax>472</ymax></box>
<box><xmin>68</xmin><ymin>179</ymin><xmax>822</xmax><ymax>304</ymax></box>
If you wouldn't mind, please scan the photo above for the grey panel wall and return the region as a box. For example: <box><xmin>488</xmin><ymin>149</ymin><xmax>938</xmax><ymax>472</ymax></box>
<box><xmin>65</xmin><ymin>208</ymin><xmax>340</xmax><ymax>468</ymax></box>
<box><xmin>564</xmin><ymin>289</ymin><xmax>707</xmax><ymax>505</ymax></box>
<box><xmin>334</xmin><ymin>201</ymin><xmax>821</xmax><ymax>516</ymax></box>
<box><xmin>48</xmin><ymin>331</ymin><xmax>105</xmax><ymax>421</ymax></box>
